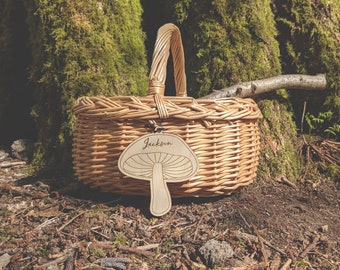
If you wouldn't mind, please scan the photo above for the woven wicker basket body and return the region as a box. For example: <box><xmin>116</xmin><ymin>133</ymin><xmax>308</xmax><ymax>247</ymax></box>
<box><xmin>72</xmin><ymin>23</ymin><xmax>262</xmax><ymax>198</ymax></box>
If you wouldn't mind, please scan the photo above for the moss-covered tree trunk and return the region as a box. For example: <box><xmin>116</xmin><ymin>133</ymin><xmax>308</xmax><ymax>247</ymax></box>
<box><xmin>23</xmin><ymin>0</ymin><xmax>149</xmax><ymax>172</ymax></box>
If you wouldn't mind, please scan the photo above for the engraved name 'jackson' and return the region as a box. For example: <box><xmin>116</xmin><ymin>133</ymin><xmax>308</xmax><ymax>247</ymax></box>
<box><xmin>143</xmin><ymin>137</ymin><xmax>173</xmax><ymax>150</ymax></box>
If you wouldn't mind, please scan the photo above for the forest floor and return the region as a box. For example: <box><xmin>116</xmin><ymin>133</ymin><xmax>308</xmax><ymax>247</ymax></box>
<box><xmin>0</xmin><ymin>145</ymin><xmax>339</xmax><ymax>270</ymax></box>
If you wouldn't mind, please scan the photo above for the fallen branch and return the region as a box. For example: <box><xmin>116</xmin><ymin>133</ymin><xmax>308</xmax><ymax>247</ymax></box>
<box><xmin>202</xmin><ymin>74</ymin><xmax>327</xmax><ymax>99</ymax></box>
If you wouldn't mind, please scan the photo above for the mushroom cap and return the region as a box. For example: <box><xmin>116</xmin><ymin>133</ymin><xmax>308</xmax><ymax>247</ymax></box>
<box><xmin>118</xmin><ymin>133</ymin><xmax>199</xmax><ymax>182</ymax></box>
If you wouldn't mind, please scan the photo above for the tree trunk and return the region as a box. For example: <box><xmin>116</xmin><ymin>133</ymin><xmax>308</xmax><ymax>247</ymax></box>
<box><xmin>22</xmin><ymin>0</ymin><xmax>149</xmax><ymax>172</ymax></box>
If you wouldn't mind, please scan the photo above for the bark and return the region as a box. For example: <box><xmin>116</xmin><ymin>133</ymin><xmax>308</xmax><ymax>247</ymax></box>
<box><xmin>201</xmin><ymin>74</ymin><xmax>327</xmax><ymax>99</ymax></box>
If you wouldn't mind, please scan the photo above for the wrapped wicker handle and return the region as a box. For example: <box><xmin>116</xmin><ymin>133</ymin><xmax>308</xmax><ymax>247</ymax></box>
<box><xmin>148</xmin><ymin>23</ymin><xmax>187</xmax><ymax>97</ymax></box>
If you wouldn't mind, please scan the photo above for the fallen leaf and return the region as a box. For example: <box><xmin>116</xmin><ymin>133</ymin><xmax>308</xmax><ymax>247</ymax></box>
<box><xmin>0</xmin><ymin>253</ymin><xmax>11</xmax><ymax>270</ymax></box>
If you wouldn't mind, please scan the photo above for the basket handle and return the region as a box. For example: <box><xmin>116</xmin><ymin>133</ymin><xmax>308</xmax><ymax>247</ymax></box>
<box><xmin>148</xmin><ymin>23</ymin><xmax>187</xmax><ymax>97</ymax></box>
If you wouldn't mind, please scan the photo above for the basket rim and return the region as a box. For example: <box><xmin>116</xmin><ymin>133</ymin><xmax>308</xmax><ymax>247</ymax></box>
<box><xmin>72</xmin><ymin>95</ymin><xmax>262</xmax><ymax>121</ymax></box>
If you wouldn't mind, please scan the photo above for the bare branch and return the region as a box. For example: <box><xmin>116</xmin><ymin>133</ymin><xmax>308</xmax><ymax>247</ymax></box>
<box><xmin>201</xmin><ymin>74</ymin><xmax>327</xmax><ymax>99</ymax></box>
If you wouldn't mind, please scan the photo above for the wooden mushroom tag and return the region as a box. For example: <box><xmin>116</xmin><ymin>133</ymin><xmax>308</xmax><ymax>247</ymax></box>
<box><xmin>118</xmin><ymin>133</ymin><xmax>199</xmax><ymax>216</ymax></box>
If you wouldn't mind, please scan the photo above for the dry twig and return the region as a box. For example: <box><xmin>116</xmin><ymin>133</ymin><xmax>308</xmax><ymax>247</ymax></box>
<box><xmin>279</xmin><ymin>259</ymin><xmax>292</xmax><ymax>270</ymax></box>
<box><xmin>277</xmin><ymin>177</ymin><xmax>298</xmax><ymax>189</ymax></box>
<box><xmin>34</xmin><ymin>255</ymin><xmax>67</xmax><ymax>269</ymax></box>
<box><xmin>136</xmin><ymin>243</ymin><xmax>159</xmax><ymax>250</ymax></box>
<box><xmin>117</xmin><ymin>245</ymin><xmax>154</xmax><ymax>257</ymax></box>
<box><xmin>299</xmin><ymin>235</ymin><xmax>320</xmax><ymax>258</ymax></box>
<box><xmin>57</xmin><ymin>211</ymin><xmax>87</xmax><ymax>232</ymax></box>
<box><xmin>252</xmin><ymin>225</ymin><xmax>269</xmax><ymax>268</ymax></box>
<box><xmin>194</xmin><ymin>213</ymin><xmax>207</xmax><ymax>240</ymax></box>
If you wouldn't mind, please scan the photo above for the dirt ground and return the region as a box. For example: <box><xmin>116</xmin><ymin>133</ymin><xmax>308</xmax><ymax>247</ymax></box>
<box><xmin>0</xmin><ymin>153</ymin><xmax>339</xmax><ymax>269</ymax></box>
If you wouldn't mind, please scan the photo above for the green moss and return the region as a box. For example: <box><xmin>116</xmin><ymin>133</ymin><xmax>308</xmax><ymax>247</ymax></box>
<box><xmin>316</xmin><ymin>162</ymin><xmax>340</xmax><ymax>180</ymax></box>
<box><xmin>87</xmin><ymin>245</ymin><xmax>106</xmax><ymax>257</ymax></box>
<box><xmin>38</xmin><ymin>246</ymin><xmax>51</xmax><ymax>257</ymax></box>
<box><xmin>113</xmin><ymin>231</ymin><xmax>129</xmax><ymax>246</ymax></box>
<box><xmin>257</xmin><ymin>99</ymin><xmax>300</xmax><ymax>180</ymax></box>
<box><xmin>326</xmin><ymin>164</ymin><xmax>339</xmax><ymax>178</ymax></box>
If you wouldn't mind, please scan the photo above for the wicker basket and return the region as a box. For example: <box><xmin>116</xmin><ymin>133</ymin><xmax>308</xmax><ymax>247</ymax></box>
<box><xmin>72</xmin><ymin>23</ymin><xmax>262</xmax><ymax>199</ymax></box>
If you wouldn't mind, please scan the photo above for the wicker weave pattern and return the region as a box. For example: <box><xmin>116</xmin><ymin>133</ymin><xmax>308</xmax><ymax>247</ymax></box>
<box><xmin>72</xmin><ymin>23</ymin><xmax>262</xmax><ymax>197</ymax></box>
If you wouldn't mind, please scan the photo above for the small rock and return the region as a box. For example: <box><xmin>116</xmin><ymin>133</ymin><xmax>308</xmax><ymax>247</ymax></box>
<box><xmin>319</xmin><ymin>225</ymin><xmax>328</xmax><ymax>232</ymax></box>
<box><xmin>11</xmin><ymin>139</ymin><xmax>33</xmax><ymax>161</ymax></box>
<box><xmin>49</xmin><ymin>246</ymin><xmax>61</xmax><ymax>255</ymax></box>
<box><xmin>199</xmin><ymin>239</ymin><xmax>234</xmax><ymax>267</ymax></box>
<box><xmin>0</xmin><ymin>150</ymin><xmax>9</xmax><ymax>161</ymax></box>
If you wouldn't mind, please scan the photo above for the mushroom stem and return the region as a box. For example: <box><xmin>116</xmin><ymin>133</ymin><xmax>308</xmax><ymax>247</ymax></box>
<box><xmin>150</xmin><ymin>163</ymin><xmax>172</xmax><ymax>216</ymax></box>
